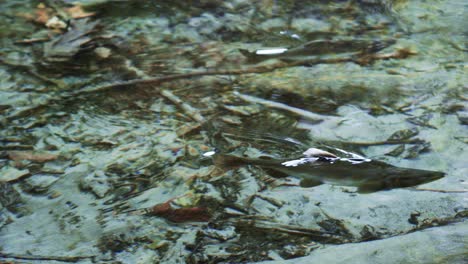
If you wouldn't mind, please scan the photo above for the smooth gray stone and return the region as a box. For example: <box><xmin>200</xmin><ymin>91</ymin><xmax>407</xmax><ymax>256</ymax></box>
<box><xmin>260</xmin><ymin>220</ymin><xmax>468</xmax><ymax>264</ymax></box>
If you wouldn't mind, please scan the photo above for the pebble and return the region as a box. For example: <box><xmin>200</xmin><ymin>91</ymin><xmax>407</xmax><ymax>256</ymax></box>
<box><xmin>0</xmin><ymin>166</ymin><xmax>30</xmax><ymax>182</ymax></box>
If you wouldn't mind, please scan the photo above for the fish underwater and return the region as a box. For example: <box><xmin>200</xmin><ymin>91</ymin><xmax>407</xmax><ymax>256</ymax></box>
<box><xmin>210</xmin><ymin>147</ymin><xmax>445</xmax><ymax>193</ymax></box>
<box><xmin>239</xmin><ymin>38</ymin><xmax>396</xmax><ymax>62</ymax></box>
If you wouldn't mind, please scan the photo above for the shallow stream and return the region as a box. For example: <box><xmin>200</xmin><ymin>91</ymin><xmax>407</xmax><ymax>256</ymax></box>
<box><xmin>0</xmin><ymin>1</ymin><xmax>466</xmax><ymax>263</ymax></box>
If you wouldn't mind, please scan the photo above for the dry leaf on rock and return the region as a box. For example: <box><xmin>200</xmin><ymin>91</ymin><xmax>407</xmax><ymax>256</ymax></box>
<box><xmin>34</xmin><ymin>3</ymin><xmax>53</xmax><ymax>25</ymax></box>
<box><xmin>66</xmin><ymin>4</ymin><xmax>96</xmax><ymax>19</ymax></box>
<box><xmin>7</xmin><ymin>150</ymin><xmax>58</xmax><ymax>163</ymax></box>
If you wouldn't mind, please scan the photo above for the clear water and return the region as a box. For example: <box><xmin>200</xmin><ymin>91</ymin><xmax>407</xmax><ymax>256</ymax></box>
<box><xmin>0</xmin><ymin>1</ymin><xmax>466</xmax><ymax>263</ymax></box>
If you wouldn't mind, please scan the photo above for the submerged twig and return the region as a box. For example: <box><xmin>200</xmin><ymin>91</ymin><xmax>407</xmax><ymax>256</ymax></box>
<box><xmin>346</xmin><ymin>138</ymin><xmax>426</xmax><ymax>146</ymax></box>
<box><xmin>233</xmin><ymin>219</ymin><xmax>348</xmax><ymax>244</ymax></box>
<box><xmin>160</xmin><ymin>89</ymin><xmax>205</xmax><ymax>123</ymax></box>
<box><xmin>234</xmin><ymin>91</ymin><xmax>339</xmax><ymax>123</ymax></box>
<box><xmin>14</xmin><ymin>37</ymin><xmax>51</xmax><ymax>44</ymax></box>
<box><xmin>69</xmin><ymin>54</ymin><xmax>370</xmax><ymax>97</ymax></box>
<box><xmin>72</xmin><ymin>64</ymin><xmax>291</xmax><ymax>96</ymax></box>
<box><xmin>1</xmin><ymin>50</ymin><xmax>414</xmax><ymax>126</ymax></box>
<box><xmin>0</xmin><ymin>252</ymin><xmax>95</xmax><ymax>262</ymax></box>
<box><xmin>409</xmin><ymin>188</ymin><xmax>468</xmax><ymax>193</ymax></box>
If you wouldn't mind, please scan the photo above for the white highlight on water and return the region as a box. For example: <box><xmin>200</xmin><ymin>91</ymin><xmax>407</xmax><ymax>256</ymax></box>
<box><xmin>203</xmin><ymin>151</ymin><xmax>216</xmax><ymax>157</ymax></box>
<box><xmin>255</xmin><ymin>48</ymin><xmax>288</xmax><ymax>55</ymax></box>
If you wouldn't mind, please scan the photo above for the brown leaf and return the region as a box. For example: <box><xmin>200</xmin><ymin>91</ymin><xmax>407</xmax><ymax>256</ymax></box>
<box><xmin>7</xmin><ymin>151</ymin><xmax>58</xmax><ymax>163</ymax></box>
<box><xmin>66</xmin><ymin>4</ymin><xmax>96</xmax><ymax>19</ymax></box>
<box><xmin>149</xmin><ymin>200</ymin><xmax>211</xmax><ymax>223</ymax></box>
<box><xmin>34</xmin><ymin>4</ymin><xmax>53</xmax><ymax>25</ymax></box>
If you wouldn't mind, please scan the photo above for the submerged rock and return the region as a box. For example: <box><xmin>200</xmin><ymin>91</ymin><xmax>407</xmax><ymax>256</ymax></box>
<box><xmin>262</xmin><ymin>220</ymin><xmax>468</xmax><ymax>264</ymax></box>
<box><xmin>80</xmin><ymin>170</ymin><xmax>111</xmax><ymax>198</ymax></box>
<box><xmin>456</xmin><ymin>110</ymin><xmax>468</xmax><ymax>125</ymax></box>
<box><xmin>0</xmin><ymin>0</ymin><xmax>466</xmax><ymax>263</ymax></box>
<box><xmin>0</xmin><ymin>182</ymin><xmax>22</xmax><ymax>210</ymax></box>
<box><xmin>0</xmin><ymin>166</ymin><xmax>30</xmax><ymax>182</ymax></box>
<box><xmin>22</xmin><ymin>174</ymin><xmax>59</xmax><ymax>193</ymax></box>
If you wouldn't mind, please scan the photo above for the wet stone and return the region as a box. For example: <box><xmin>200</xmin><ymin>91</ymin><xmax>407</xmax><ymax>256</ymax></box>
<box><xmin>0</xmin><ymin>182</ymin><xmax>22</xmax><ymax>209</ymax></box>
<box><xmin>385</xmin><ymin>145</ymin><xmax>405</xmax><ymax>157</ymax></box>
<box><xmin>80</xmin><ymin>170</ymin><xmax>112</xmax><ymax>198</ymax></box>
<box><xmin>222</xmin><ymin>104</ymin><xmax>262</xmax><ymax>116</ymax></box>
<box><xmin>291</xmin><ymin>18</ymin><xmax>331</xmax><ymax>34</ymax></box>
<box><xmin>22</xmin><ymin>174</ymin><xmax>59</xmax><ymax>193</ymax></box>
<box><xmin>259</xmin><ymin>18</ymin><xmax>288</xmax><ymax>31</ymax></box>
<box><xmin>406</xmin><ymin>114</ymin><xmax>437</xmax><ymax>129</ymax></box>
<box><xmin>456</xmin><ymin>110</ymin><xmax>468</xmax><ymax>125</ymax></box>
<box><xmin>403</xmin><ymin>142</ymin><xmax>431</xmax><ymax>159</ymax></box>
<box><xmin>386</xmin><ymin>128</ymin><xmax>419</xmax><ymax>142</ymax></box>
<box><xmin>263</xmin><ymin>221</ymin><xmax>468</xmax><ymax>264</ymax></box>
<box><xmin>0</xmin><ymin>166</ymin><xmax>30</xmax><ymax>182</ymax></box>
<box><xmin>0</xmin><ymin>0</ymin><xmax>466</xmax><ymax>263</ymax></box>
<box><xmin>202</xmin><ymin>226</ymin><xmax>237</xmax><ymax>241</ymax></box>
<box><xmin>188</xmin><ymin>13</ymin><xmax>223</xmax><ymax>35</ymax></box>
<box><xmin>281</xmin><ymin>244</ymin><xmax>312</xmax><ymax>259</ymax></box>
<box><xmin>220</xmin><ymin>115</ymin><xmax>242</xmax><ymax>125</ymax></box>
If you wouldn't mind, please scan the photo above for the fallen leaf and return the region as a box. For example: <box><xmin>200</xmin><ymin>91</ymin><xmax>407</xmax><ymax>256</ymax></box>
<box><xmin>34</xmin><ymin>4</ymin><xmax>53</xmax><ymax>25</ymax></box>
<box><xmin>7</xmin><ymin>150</ymin><xmax>58</xmax><ymax>163</ymax></box>
<box><xmin>66</xmin><ymin>4</ymin><xmax>96</xmax><ymax>19</ymax></box>
<box><xmin>46</xmin><ymin>16</ymin><xmax>67</xmax><ymax>29</ymax></box>
<box><xmin>149</xmin><ymin>199</ymin><xmax>212</xmax><ymax>222</ymax></box>
<box><xmin>16</xmin><ymin>3</ymin><xmax>53</xmax><ymax>25</ymax></box>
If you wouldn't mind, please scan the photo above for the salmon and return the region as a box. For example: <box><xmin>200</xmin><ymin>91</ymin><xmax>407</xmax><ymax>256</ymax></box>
<box><xmin>212</xmin><ymin>147</ymin><xmax>444</xmax><ymax>193</ymax></box>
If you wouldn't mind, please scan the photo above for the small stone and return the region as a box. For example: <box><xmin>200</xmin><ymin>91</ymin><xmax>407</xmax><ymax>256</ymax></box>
<box><xmin>45</xmin><ymin>16</ymin><xmax>67</xmax><ymax>29</ymax></box>
<box><xmin>203</xmin><ymin>226</ymin><xmax>237</xmax><ymax>241</ymax></box>
<box><xmin>259</xmin><ymin>18</ymin><xmax>287</xmax><ymax>31</ymax></box>
<box><xmin>148</xmin><ymin>240</ymin><xmax>170</xmax><ymax>250</ymax></box>
<box><xmin>188</xmin><ymin>13</ymin><xmax>222</xmax><ymax>35</ymax></box>
<box><xmin>404</xmin><ymin>142</ymin><xmax>431</xmax><ymax>159</ymax></box>
<box><xmin>385</xmin><ymin>145</ymin><xmax>405</xmax><ymax>157</ymax></box>
<box><xmin>94</xmin><ymin>47</ymin><xmax>111</xmax><ymax>59</ymax></box>
<box><xmin>268</xmin><ymin>250</ymin><xmax>284</xmax><ymax>261</ymax></box>
<box><xmin>0</xmin><ymin>166</ymin><xmax>30</xmax><ymax>182</ymax></box>
<box><xmin>456</xmin><ymin>110</ymin><xmax>468</xmax><ymax>125</ymax></box>
<box><xmin>387</xmin><ymin>128</ymin><xmax>419</xmax><ymax>141</ymax></box>
<box><xmin>291</xmin><ymin>18</ymin><xmax>331</xmax><ymax>33</ymax></box>
<box><xmin>222</xmin><ymin>104</ymin><xmax>261</xmax><ymax>116</ymax></box>
<box><xmin>23</xmin><ymin>174</ymin><xmax>59</xmax><ymax>193</ymax></box>
<box><xmin>221</xmin><ymin>115</ymin><xmax>242</xmax><ymax>125</ymax></box>
<box><xmin>173</xmin><ymin>24</ymin><xmax>201</xmax><ymax>42</ymax></box>
<box><xmin>80</xmin><ymin>171</ymin><xmax>111</xmax><ymax>198</ymax></box>
<box><xmin>199</xmin><ymin>144</ymin><xmax>211</xmax><ymax>152</ymax></box>
<box><xmin>0</xmin><ymin>182</ymin><xmax>22</xmax><ymax>208</ymax></box>
<box><xmin>48</xmin><ymin>190</ymin><xmax>62</xmax><ymax>199</ymax></box>
<box><xmin>186</xmin><ymin>145</ymin><xmax>200</xmax><ymax>157</ymax></box>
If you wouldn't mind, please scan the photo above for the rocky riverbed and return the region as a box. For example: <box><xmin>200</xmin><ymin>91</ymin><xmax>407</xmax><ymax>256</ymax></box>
<box><xmin>0</xmin><ymin>0</ymin><xmax>466</xmax><ymax>263</ymax></box>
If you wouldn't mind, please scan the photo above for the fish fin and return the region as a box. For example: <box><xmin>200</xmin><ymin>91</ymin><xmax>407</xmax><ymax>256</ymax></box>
<box><xmin>299</xmin><ymin>178</ymin><xmax>323</xmax><ymax>188</ymax></box>
<box><xmin>357</xmin><ymin>183</ymin><xmax>386</xmax><ymax>194</ymax></box>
